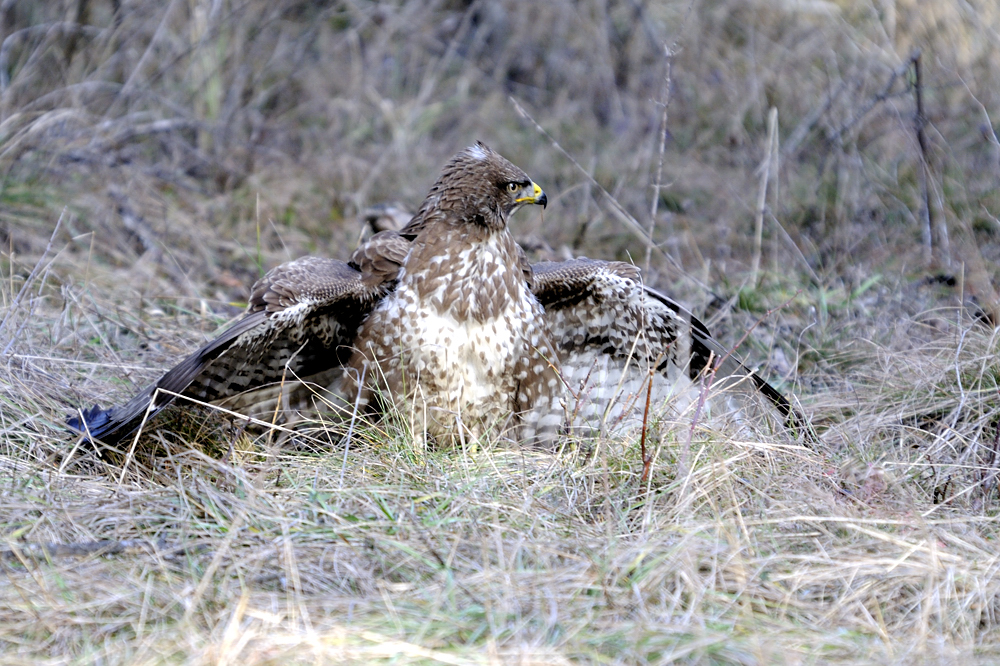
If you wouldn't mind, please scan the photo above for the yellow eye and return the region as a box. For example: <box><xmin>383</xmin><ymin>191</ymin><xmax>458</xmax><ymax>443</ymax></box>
<box><xmin>507</xmin><ymin>182</ymin><xmax>520</xmax><ymax>193</ymax></box>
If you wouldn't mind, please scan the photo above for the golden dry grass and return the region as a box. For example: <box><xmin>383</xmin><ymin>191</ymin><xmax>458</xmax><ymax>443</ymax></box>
<box><xmin>5</xmin><ymin>0</ymin><xmax>1000</xmax><ymax>663</ymax></box>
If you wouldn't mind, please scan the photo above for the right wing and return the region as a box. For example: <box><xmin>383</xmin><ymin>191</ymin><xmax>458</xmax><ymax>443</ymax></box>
<box><xmin>531</xmin><ymin>258</ymin><xmax>804</xmax><ymax>435</ymax></box>
<box><xmin>69</xmin><ymin>234</ymin><xmax>409</xmax><ymax>445</ymax></box>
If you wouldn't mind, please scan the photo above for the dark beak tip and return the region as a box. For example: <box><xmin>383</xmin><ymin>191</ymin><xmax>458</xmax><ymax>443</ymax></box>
<box><xmin>538</xmin><ymin>192</ymin><xmax>548</xmax><ymax>209</ymax></box>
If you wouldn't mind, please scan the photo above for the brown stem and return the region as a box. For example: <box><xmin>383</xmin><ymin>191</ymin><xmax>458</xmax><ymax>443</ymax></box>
<box><xmin>639</xmin><ymin>363</ymin><xmax>656</xmax><ymax>484</ymax></box>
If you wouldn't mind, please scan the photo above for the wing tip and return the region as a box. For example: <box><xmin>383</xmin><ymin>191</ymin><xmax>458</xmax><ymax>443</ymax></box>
<box><xmin>747</xmin><ymin>372</ymin><xmax>816</xmax><ymax>444</ymax></box>
<box><xmin>66</xmin><ymin>404</ymin><xmax>115</xmax><ymax>440</ymax></box>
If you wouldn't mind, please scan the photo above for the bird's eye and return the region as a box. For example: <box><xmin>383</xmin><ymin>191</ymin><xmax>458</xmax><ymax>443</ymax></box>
<box><xmin>506</xmin><ymin>182</ymin><xmax>520</xmax><ymax>193</ymax></box>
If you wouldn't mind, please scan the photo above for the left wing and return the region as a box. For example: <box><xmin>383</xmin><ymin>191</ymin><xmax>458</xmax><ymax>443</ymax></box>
<box><xmin>68</xmin><ymin>233</ymin><xmax>410</xmax><ymax>445</ymax></box>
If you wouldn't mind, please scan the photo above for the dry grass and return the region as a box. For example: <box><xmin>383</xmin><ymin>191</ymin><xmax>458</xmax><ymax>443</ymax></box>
<box><xmin>5</xmin><ymin>0</ymin><xmax>1000</xmax><ymax>663</ymax></box>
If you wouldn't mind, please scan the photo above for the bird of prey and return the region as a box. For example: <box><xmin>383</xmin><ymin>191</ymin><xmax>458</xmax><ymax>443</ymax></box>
<box><xmin>69</xmin><ymin>142</ymin><xmax>802</xmax><ymax>447</ymax></box>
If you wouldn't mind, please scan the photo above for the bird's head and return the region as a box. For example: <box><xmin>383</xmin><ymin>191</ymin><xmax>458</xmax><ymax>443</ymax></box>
<box><xmin>420</xmin><ymin>141</ymin><xmax>547</xmax><ymax>231</ymax></box>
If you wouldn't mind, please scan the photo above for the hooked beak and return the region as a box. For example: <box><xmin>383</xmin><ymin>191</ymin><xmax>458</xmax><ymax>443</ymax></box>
<box><xmin>516</xmin><ymin>181</ymin><xmax>547</xmax><ymax>209</ymax></box>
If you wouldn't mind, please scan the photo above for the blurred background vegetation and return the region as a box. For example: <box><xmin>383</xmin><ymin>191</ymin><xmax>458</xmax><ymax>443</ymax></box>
<box><xmin>5</xmin><ymin>0</ymin><xmax>999</xmax><ymax>307</ymax></box>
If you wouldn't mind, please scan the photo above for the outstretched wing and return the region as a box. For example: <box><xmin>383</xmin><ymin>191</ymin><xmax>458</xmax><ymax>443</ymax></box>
<box><xmin>531</xmin><ymin>258</ymin><xmax>799</xmax><ymax>434</ymax></box>
<box><xmin>69</xmin><ymin>235</ymin><xmax>409</xmax><ymax>445</ymax></box>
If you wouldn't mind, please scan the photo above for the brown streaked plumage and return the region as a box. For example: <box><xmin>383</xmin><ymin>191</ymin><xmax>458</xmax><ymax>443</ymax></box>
<box><xmin>348</xmin><ymin>144</ymin><xmax>560</xmax><ymax>442</ymax></box>
<box><xmin>69</xmin><ymin>142</ymin><xmax>804</xmax><ymax>447</ymax></box>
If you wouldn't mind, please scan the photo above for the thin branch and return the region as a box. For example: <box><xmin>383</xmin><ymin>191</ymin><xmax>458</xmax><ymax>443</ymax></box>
<box><xmin>912</xmin><ymin>50</ymin><xmax>949</xmax><ymax>267</ymax></box>
<box><xmin>645</xmin><ymin>47</ymin><xmax>673</xmax><ymax>274</ymax></box>
<box><xmin>751</xmin><ymin>107</ymin><xmax>778</xmax><ymax>285</ymax></box>
<box><xmin>639</xmin><ymin>359</ymin><xmax>657</xmax><ymax>484</ymax></box>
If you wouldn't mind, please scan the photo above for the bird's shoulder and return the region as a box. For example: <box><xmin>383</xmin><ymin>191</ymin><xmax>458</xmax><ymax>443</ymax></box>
<box><xmin>531</xmin><ymin>257</ymin><xmax>643</xmax><ymax>311</ymax></box>
<box><xmin>247</xmin><ymin>232</ymin><xmax>409</xmax><ymax>317</ymax></box>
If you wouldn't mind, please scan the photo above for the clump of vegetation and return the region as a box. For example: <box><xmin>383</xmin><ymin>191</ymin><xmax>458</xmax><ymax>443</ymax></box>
<box><xmin>4</xmin><ymin>0</ymin><xmax>1000</xmax><ymax>662</ymax></box>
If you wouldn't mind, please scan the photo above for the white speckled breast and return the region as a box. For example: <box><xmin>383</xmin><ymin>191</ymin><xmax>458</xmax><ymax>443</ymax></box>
<box><xmin>353</xmin><ymin>232</ymin><xmax>549</xmax><ymax>441</ymax></box>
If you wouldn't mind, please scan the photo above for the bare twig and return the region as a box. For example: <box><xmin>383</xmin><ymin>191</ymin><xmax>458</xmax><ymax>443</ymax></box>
<box><xmin>751</xmin><ymin>107</ymin><xmax>778</xmax><ymax>284</ymax></box>
<box><xmin>645</xmin><ymin>47</ymin><xmax>673</xmax><ymax>274</ymax></box>
<box><xmin>639</xmin><ymin>361</ymin><xmax>656</xmax><ymax>484</ymax></box>
<box><xmin>912</xmin><ymin>50</ymin><xmax>949</xmax><ymax>267</ymax></box>
<box><xmin>913</xmin><ymin>51</ymin><xmax>932</xmax><ymax>262</ymax></box>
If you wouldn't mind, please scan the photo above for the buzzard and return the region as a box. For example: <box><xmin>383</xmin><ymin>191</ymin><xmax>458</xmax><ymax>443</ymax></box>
<box><xmin>69</xmin><ymin>142</ymin><xmax>802</xmax><ymax>447</ymax></box>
